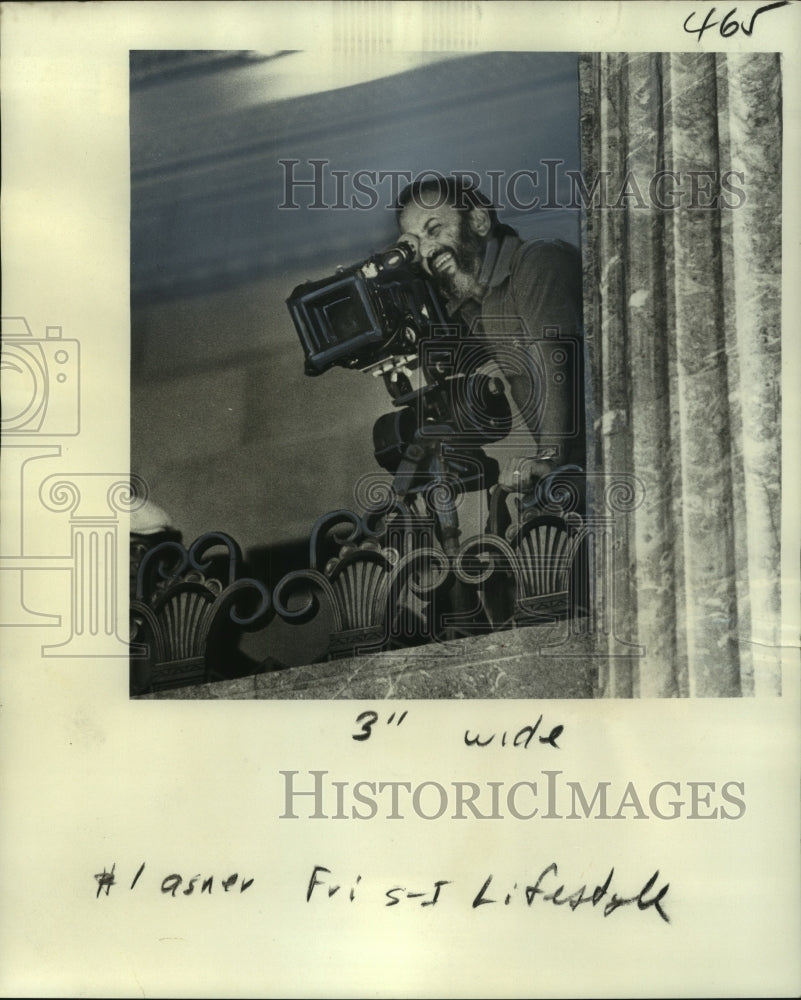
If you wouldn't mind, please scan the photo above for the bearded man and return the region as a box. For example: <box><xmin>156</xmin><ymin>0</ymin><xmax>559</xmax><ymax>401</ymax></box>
<box><xmin>395</xmin><ymin>176</ymin><xmax>585</xmax><ymax>509</ymax></box>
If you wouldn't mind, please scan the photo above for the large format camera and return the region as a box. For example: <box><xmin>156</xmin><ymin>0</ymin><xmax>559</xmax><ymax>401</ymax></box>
<box><xmin>287</xmin><ymin>242</ymin><xmax>511</xmax><ymax>496</ymax></box>
<box><xmin>287</xmin><ymin>240</ymin><xmax>444</xmax><ymax>377</ymax></box>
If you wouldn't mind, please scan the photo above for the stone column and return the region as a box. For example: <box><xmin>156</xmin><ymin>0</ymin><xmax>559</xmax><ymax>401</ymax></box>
<box><xmin>578</xmin><ymin>53</ymin><xmax>782</xmax><ymax>697</ymax></box>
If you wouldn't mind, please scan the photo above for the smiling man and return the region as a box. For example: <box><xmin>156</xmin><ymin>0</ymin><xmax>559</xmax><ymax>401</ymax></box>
<box><xmin>396</xmin><ymin>175</ymin><xmax>586</xmax><ymax>505</ymax></box>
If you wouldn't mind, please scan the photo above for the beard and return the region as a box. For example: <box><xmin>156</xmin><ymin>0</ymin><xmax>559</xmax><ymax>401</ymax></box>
<box><xmin>426</xmin><ymin>216</ymin><xmax>487</xmax><ymax>298</ymax></box>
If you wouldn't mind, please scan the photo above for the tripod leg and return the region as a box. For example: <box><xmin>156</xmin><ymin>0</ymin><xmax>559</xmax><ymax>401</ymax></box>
<box><xmin>427</xmin><ymin>471</ymin><xmax>489</xmax><ymax>641</ymax></box>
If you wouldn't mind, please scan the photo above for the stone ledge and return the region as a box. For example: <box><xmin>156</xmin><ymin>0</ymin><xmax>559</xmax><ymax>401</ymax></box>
<box><xmin>137</xmin><ymin>622</ymin><xmax>606</xmax><ymax>700</ymax></box>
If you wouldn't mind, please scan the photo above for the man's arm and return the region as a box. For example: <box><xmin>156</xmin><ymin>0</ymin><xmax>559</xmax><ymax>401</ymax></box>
<box><xmin>504</xmin><ymin>239</ymin><xmax>585</xmax><ymax>478</ymax></box>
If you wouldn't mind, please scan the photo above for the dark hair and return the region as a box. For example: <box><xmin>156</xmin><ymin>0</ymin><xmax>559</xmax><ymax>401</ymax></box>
<box><xmin>395</xmin><ymin>174</ymin><xmax>513</xmax><ymax>236</ymax></box>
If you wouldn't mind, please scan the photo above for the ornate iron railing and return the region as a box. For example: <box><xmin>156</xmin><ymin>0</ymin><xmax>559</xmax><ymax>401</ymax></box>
<box><xmin>130</xmin><ymin>476</ymin><xmax>589</xmax><ymax>694</ymax></box>
<box><xmin>271</xmin><ymin>487</ymin><xmax>586</xmax><ymax>654</ymax></box>
<box><xmin>130</xmin><ymin>532</ymin><xmax>272</xmax><ymax>694</ymax></box>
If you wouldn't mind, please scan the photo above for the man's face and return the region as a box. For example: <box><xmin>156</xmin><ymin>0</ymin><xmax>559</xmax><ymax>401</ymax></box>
<box><xmin>398</xmin><ymin>200</ymin><xmax>488</xmax><ymax>299</ymax></box>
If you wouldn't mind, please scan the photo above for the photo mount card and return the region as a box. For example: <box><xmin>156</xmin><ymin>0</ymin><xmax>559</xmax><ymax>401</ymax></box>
<box><xmin>1</xmin><ymin>2</ymin><xmax>799</xmax><ymax>997</ymax></box>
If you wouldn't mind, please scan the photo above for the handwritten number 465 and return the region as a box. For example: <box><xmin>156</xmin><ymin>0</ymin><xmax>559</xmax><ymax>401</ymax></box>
<box><xmin>684</xmin><ymin>2</ymin><xmax>790</xmax><ymax>40</ymax></box>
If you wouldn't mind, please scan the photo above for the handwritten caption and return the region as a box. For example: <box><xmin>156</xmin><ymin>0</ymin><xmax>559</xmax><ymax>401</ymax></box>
<box><xmin>92</xmin><ymin>861</ymin><xmax>670</xmax><ymax>922</ymax></box>
<box><xmin>351</xmin><ymin>709</ymin><xmax>564</xmax><ymax>749</ymax></box>
<box><xmin>305</xmin><ymin>863</ymin><xmax>670</xmax><ymax>922</ymax></box>
<box><xmin>94</xmin><ymin>863</ymin><xmax>254</xmax><ymax>898</ymax></box>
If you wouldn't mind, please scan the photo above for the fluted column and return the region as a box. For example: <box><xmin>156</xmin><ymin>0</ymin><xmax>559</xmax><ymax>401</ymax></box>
<box><xmin>39</xmin><ymin>474</ymin><xmax>146</xmax><ymax>656</ymax></box>
<box><xmin>579</xmin><ymin>53</ymin><xmax>782</xmax><ymax>697</ymax></box>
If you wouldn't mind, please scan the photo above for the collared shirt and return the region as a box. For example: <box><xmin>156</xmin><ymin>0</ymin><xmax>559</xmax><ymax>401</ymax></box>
<box><xmin>446</xmin><ymin>231</ymin><xmax>585</xmax><ymax>468</ymax></box>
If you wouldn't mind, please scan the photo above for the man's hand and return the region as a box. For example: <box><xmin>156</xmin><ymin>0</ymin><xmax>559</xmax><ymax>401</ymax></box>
<box><xmin>497</xmin><ymin>453</ymin><xmax>557</xmax><ymax>492</ymax></box>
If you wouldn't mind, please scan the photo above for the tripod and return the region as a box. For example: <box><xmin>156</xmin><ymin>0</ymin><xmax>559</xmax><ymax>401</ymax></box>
<box><xmin>371</xmin><ymin>369</ymin><xmax>509</xmax><ymax>640</ymax></box>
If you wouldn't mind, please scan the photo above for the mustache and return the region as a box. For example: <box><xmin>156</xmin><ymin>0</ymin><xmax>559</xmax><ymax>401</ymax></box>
<box><xmin>426</xmin><ymin>246</ymin><xmax>457</xmax><ymax>271</ymax></box>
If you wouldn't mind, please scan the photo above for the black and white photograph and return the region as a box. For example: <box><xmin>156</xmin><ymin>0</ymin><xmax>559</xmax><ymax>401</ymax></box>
<box><xmin>1</xmin><ymin>3</ymin><xmax>799</xmax><ymax>998</ymax></box>
<box><xmin>129</xmin><ymin>44</ymin><xmax>782</xmax><ymax>701</ymax></box>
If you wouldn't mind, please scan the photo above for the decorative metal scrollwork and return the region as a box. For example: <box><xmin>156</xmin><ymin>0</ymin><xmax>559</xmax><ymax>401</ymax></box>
<box><xmin>130</xmin><ymin>531</ymin><xmax>272</xmax><ymax>694</ymax></box>
<box><xmin>131</xmin><ymin>492</ymin><xmax>587</xmax><ymax>690</ymax></box>
<box><xmin>272</xmin><ymin>492</ymin><xmax>584</xmax><ymax>658</ymax></box>
<box><xmin>273</xmin><ymin>505</ymin><xmax>452</xmax><ymax>656</ymax></box>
